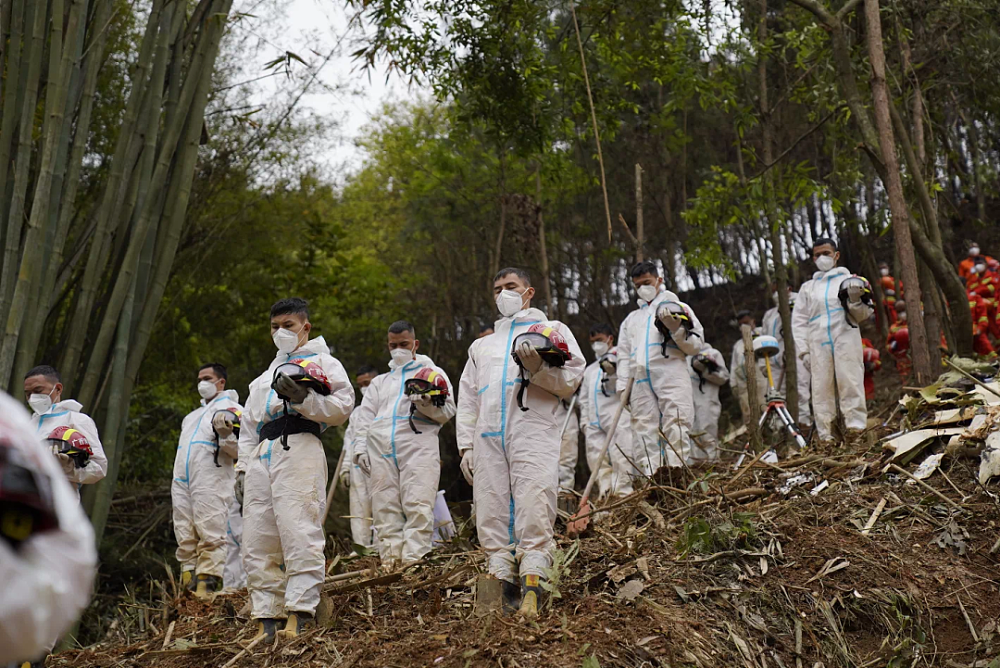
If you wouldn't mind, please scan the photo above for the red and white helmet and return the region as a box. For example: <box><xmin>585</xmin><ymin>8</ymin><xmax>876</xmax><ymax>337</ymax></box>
<box><xmin>0</xmin><ymin>437</ymin><xmax>59</xmax><ymax>546</ymax></box>
<box><xmin>405</xmin><ymin>367</ymin><xmax>449</xmax><ymax>399</ymax></box>
<box><xmin>46</xmin><ymin>426</ymin><xmax>93</xmax><ymax>468</ymax></box>
<box><xmin>511</xmin><ymin>324</ymin><xmax>572</xmax><ymax>368</ymax></box>
<box><xmin>272</xmin><ymin>358</ymin><xmax>332</xmax><ymax>397</ymax></box>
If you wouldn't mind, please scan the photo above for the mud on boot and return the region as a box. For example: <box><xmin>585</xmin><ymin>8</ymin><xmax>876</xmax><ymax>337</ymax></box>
<box><xmin>501</xmin><ymin>579</ymin><xmax>522</xmax><ymax>614</ymax></box>
<box><xmin>518</xmin><ymin>574</ymin><xmax>544</xmax><ymax>621</ymax></box>
<box><xmin>254</xmin><ymin>618</ymin><xmax>280</xmax><ymax>645</ymax></box>
<box><xmin>277</xmin><ymin>611</ymin><xmax>316</xmax><ymax>639</ymax></box>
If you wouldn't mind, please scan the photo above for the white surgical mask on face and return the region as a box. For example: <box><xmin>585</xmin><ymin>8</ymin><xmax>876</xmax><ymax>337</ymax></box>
<box><xmin>591</xmin><ymin>341</ymin><xmax>609</xmax><ymax>357</ymax></box>
<box><xmin>390</xmin><ymin>348</ymin><xmax>414</xmax><ymax>367</ymax></box>
<box><xmin>636</xmin><ymin>284</ymin><xmax>659</xmax><ymax>304</ymax></box>
<box><xmin>899</xmin><ymin>311</ymin><xmax>907</xmax><ymax>322</ymax></box>
<box><xmin>970</xmin><ymin>247</ymin><xmax>981</xmax><ymax>257</ymax></box>
<box><xmin>496</xmin><ymin>289</ymin><xmax>525</xmax><ymax>317</ymax></box>
<box><xmin>360</xmin><ymin>385</ymin><xmax>368</xmax><ymax>397</ymax></box>
<box><xmin>197</xmin><ymin>380</ymin><xmax>217</xmax><ymax>400</ymax></box>
<box><xmin>273</xmin><ymin>327</ymin><xmax>300</xmax><ymax>353</ymax></box>
<box><xmin>880</xmin><ymin>268</ymin><xmax>889</xmax><ymax>277</ymax></box>
<box><xmin>815</xmin><ymin>255</ymin><xmax>835</xmax><ymax>273</ymax></box>
<box><xmin>28</xmin><ymin>389</ymin><xmax>54</xmax><ymax>415</ymax></box>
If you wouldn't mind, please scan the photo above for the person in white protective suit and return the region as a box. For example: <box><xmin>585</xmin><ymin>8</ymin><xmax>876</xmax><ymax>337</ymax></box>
<box><xmin>762</xmin><ymin>287</ymin><xmax>812</xmax><ymax>427</ymax></box>
<box><xmin>791</xmin><ymin>238</ymin><xmax>874</xmax><ymax>444</ymax></box>
<box><xmin>730</xmin><ymin>311</ymin><xmax>769</xmax><ymax>421</ymax></box>
<box><xmin>617</xmin><ymin>261</ymin><xmax>705</xmax><ymax>473</ymax></box>
<box><xmin>338</xmin><ymin>364</ymin><xmax>379</xmax><ymax>549</ymax></box>
<box><xmin>170</xmin><ymin>362</ymin><xmax>242</xmax><ymax>599</ymax></box>
<box><xmin>237</xmin><ymin>298</ymin><xmax>354</xmax><ymax>643</ymax></box>
<box><xmin>686</xmin><ymin>342</ymin><xmax>729</xmax><ymax>462</ymax></box>
<box><xmin>223</xmin><ymin>495</ymin><xmax>246</xmax><ymax>590</ymax></box>
<box><xmin>351</xmin><ymin>321</ymin><xmax>456</xmax><ymax>567</ymax></box>
<box><xmin>24</xmin><ymin>365</ymin><xmax>107</xmax><ymax>500</ymax></box>
<box><xmin>556</xmin><ymin>396</ymin><xmax>581</xmax><ymax>493</ymax></box>
<box><xmin>0</xmin><ymin>391</ymin><xmax>97</xmax><ymax>666</ymax></box>
<box><xmin>579</xmin><ymin>324</ymin><xmax>634</xmax><ymax>496</ymax></box>
<box><xmin>456</xmin><ymin>267</ymin><xmax>585</xmax><ymax>619</ymax></box>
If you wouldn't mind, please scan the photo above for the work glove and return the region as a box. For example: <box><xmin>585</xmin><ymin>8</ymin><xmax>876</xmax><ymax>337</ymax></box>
<box><xmin>353</xmin><ymin>448</ymin><xmax>371</xmax><ymax>477</ymax></box>
<box><xmin>411</xmin><ymin>394</ymin><xmax>434</xmax><ymax>411</ymax></box>
<box><xmin>799</xmin><ymin>352</ymin><xmax>811</xmax><ymax>373</ymax></box>
<box><xmin>692</xmin><ymin>356</ymin><xmax>707</xmax><ymax>373</ymax></box>
<box><xmin>212</xmin><ymin>411</ymin><xmax>235</xmax><ymax>438</ymax></box>
<box><xmin>516</xmin><ymin>341</ymin><xmax>544</xmax><ymax>373</ymax></box>
<box><xmin>274</xmin><ymin>372</ymin><xmax>309</xmax><ymax>403</ymax></box>
<box><xmin>846</xmin><ymin>283</ymin><xmax>863</xmax><ymax>303</ymax></box>
<box><xmin>339</xmin><ymin>468</ymin><xmax>350</xmax><ymax>489</ymax></box>
<box><xmin>460</xmin><ymin>450</ymin><xmax>475</xmax><ymax>486</ymax></box>
<box><xmin>659</xmin><ymin>312</ymin><xmax>683</xmax><ymax>333</ymax></box>
<box><xmin>57</xmin><ymin>452</ymin><xmax>75</xmax><ymax>476</ymax></box>
<box><xmin>235</xmin><ymin>472</ymin><xmax>245</xmax><ymax>511</ymax></box>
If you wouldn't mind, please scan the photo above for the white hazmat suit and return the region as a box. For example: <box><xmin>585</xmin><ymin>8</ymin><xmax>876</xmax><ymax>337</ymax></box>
<box><xmin>617</xmin><ymin>289</ymin><xmax>705</xmax><ymax>472</ymax></box>
<box><xmin>171</xmin><ymin>390</ymin><xmax>242</xmax><ymax>579</ymax></box>
<box><xmin>31</xmin><ymin>399</ymin><xmax>107</xmax><ymax>498</ymax></box>
<box><xmin>339</xmin><ymin>417</ymin><xmax>374</xmax><ymax>548</ymax></box>
<box><xmin>686</xmin><ymin>344</ymin><xmax>729</xmax><ymax>461</ymax></box>
<box><xmin>237</xmin><ymin>336</ymin><xmax>354</xmax><ymax>619</ymax></box>
<box><xmin>556</xmin><ymin>399</ymin><xmax>581</xmax><ymax>492</ymax></box>
<box><xmin>456</xmin><ymin>308</ymin><xmax>584</xmax><ymax>584</ymax></box>
<box><xmin>0</xmin><ymin>392</ymin><xmax>97</xmax><ymax>664</ymax></box>
<box><xmin>579</xmin><ymin>352</ymin><xmax>634</xmax><ymax>496</ymax></box>
<box><xmin>731</xmin><ymin>329</ymin><xmax>770</xmax><ymax>419</ymax></box>
<box><xmin>791</xmin><ymin>267</ymin><xmax>873</xmax><ymax>441</ymax></box>
<box><xmin>762</xmin><ymin>297</ymin><xmax>811</xmax><ymax>424</ymax></box>
<box><xmin>223</xmin><ymin>496</ymin><xmax>246</xmax><ymax>589</ymax></box>
<box><xmin>351</xmin><ymin>353</ymin><xmax>456</xmax><ymax>565</ymax></box>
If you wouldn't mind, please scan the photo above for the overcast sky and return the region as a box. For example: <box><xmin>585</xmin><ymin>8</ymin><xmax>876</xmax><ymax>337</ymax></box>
<box><xmin>233</xmin><ymin>0</ymin><xmax>420</xmax><ymax>173</ymax></box>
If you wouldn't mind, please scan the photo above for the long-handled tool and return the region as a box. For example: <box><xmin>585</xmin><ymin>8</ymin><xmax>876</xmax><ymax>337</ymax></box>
<box><xmin>321</xmin><ymin>437</ymin><xmax>349</xmax><ymax>525</ymax></box>
<box><xmin>559</xmin><ymin>394</ymin><xmax>579</xmax><ymax>443</ymax></box>
<box><xmin>567</xmin><ymin>374</ymin><xmax>635</xmax><ymax>537</ymax></box>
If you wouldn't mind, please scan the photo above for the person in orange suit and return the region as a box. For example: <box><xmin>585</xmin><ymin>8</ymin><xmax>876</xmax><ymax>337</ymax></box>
<box><xmin>958</xmin><ymin>242</ymin><xmax>995</xmax><ymax>282</ymax></box>
<box><xmin>862</xmin><ymin>338</ymin><xmax>881</xmax><ymax>401</ymax></box>
<box><xmin>887</xmin><ymin>301</ymin><xmax>911</xmax><ymax>379</ymax></box>
<box><xmin>969</xmin><ymin>289</ymin><xmax>996</xmax><ymax>357</ymax></box>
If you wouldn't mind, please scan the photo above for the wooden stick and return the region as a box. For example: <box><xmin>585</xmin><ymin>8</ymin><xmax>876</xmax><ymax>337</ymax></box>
<box><xmin>861</xmin><ymin>497</ymin><xmax>886</xmax><ymax>536</ymax></box>
<box><xmin>889</xmin><ymin>464</ymin><xmax>962</xmax><ymax>511</ymax></box>
<box><xmin>943</xmin><ymin>357</ymin><xmax>1000</xmax><ymax>399</ymax></box>
<box><xmin>162</xmin><ymin>620</ymin><xmax>175</xmax><ymax>650</ymax></box>
<box><xmin>570</xmin><ymin>2</ymin><xmax>613</xmax><ymax>243</ymax></box>
<box><xmin>957</xmin><ymin>596</ymin><xmax>980</xmax><ymax>642</ymax></box>
<box><xmin>322</xmin><ymin>439</ymin><xmax>349</xmax><ymax>524</ymax></box>
<box><xmin>323</xmin><ymin>568</ymin><xmax>373</xmax><ymax>584</ymax></box>
<box><xmin>727</xmin><ymin>447</ymin><xmax>770</xmax><ymax>490</ymax></box>
<box><xmin>221</xmin><ymin>635</ymin><xmax>264</xmax><ymax>668</ymax></box>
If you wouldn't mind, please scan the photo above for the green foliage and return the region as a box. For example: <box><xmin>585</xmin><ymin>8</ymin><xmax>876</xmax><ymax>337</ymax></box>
<box><xmin>541</xmin><ymin>540</ymin><xmax>581</xmax><ymax>607</ymax></box>
<box><xmin>676</xmin><ymin>513</ymin><xmax>760</xmax><ymax>557</ymax></box>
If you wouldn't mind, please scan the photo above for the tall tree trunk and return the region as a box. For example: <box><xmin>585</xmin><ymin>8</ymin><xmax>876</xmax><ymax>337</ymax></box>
<box><xmin>864</xmin><ymin>0</ymin><xmax>932</xmax><ymax>383</ymax></box>
<box><xmin>635</xmin><ymin>163</ymin><xmax>644</xmax><ymax>262</ymax></box>
<box><xmin>535</xmin><ymin>171</ymin><xmax>553</xmax><ymax>315</ymax></box>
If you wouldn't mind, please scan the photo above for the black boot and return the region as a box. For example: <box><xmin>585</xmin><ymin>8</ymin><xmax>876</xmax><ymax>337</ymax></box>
<box><xmin>254</xmin><ymin>618</ymin><xmax>279</xmax><ymax>645</ymax></box>
<box><xmin>501</xmin><ymin>579</ymin><xmax>522</xmax><ymax>614</ymax></box>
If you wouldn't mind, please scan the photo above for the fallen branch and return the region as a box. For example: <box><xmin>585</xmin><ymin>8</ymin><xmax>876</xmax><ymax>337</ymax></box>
<box><xmin>889</xmin><ymin>464</ymin><xmax>963</xmax><ymax>511</ymax></box>
<box><xmin>221</xmin><ymin>635</ymin><xmax>264</xmax><ymax>668</ymax></box>
<box><xmin>861</xmin><ymin>498</ymin><xmax>887</xmax><ymax>536</ymax></box>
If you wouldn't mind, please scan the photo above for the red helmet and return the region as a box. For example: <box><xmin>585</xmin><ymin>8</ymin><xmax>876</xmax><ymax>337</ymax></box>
<box><xmin>889</xmin><ymin>326</ymin><xmax>910</xmax><ymax>352</ymax></box>
<box><xmin>212</xmin><ymin>407</ymin><xmax>242</xmax><ymax>439</ymax></box>
<box><xmin>863</xmin><ymin>347</ymin><xmax>880</xmax><ymax>364</ymax></box>
<box><xmin>511</xmin><ymin>324</ymin><xmax>571</xmax><ymax>368</ymax></box>
<box><xmin>272</xmin><ymin>358</ymin><xmax>332</xmax><ymax>398</ymax></box>
<box><xmin>0</xmin><ymin>438</ymin><xmax>59</xmax><ymax>547</ymax></box>
<box><xmin>405</xmin><ymin>367</ymin><xmax>449</xmax><ymax>402</ymax></box>
<box><xmin>879</xmin><ymin>275</ymin><xmax>895</xmax><ymax>292</ymax></box>
<box><xmin>46</xmin><ymin>426</ymin><xmax>93</xmax><ymax>468</ymax></box>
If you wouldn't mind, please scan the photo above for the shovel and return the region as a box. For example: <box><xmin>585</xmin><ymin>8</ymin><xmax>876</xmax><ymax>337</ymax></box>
<box><xmin>567</xmin><ymin>374</ymin><xmax>635</xmax><ymax>537</ymax></box>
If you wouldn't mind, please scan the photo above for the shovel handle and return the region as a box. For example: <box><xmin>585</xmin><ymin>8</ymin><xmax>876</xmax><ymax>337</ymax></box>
<box><xmin>576</xmin><ymin>374</ymin><xmax>635</xmax><ymax>512</ymax></box>
<box><xmin>558</xmin><ymin>393</ymin><xmax>579</xmax><ymax>442</ymax></box>
<box><xmin>322</xmin><ymin>433</ymin><xmax>349</xmax><ymax>524</ymax></box>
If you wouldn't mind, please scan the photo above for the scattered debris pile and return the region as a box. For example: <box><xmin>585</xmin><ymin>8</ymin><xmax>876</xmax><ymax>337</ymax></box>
<box><xmin>51</xmin><ymin>358</ymin><xmax>1000</xmax><ymax>667</ymax></box>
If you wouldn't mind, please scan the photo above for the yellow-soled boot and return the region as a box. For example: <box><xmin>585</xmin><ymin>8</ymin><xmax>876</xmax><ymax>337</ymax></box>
<box><xmin>518</xmin><ymin>574</ymin><xmax>543</xmax><ymax>621</ymax></box>
<box><xmin>254</xmin><ymin>618</ymin><xmax>279</xmax><ymax>645</ymax></box>
<box><xmin>193</xmin><ymin>574</ymin><xmax>219</xmax><ymax>601</ymax></box>
<box><xmin>276</xmin><ymin>611</ymin><xmax>316</xmax><ymax>639</ymax></box>
<box><xmin>180</xmin><ymin>570</ymin><xmax>194</xmax><ymax>590</ymax></box>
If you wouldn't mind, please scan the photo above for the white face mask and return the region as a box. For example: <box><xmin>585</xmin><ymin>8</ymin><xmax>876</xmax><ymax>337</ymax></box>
<box><xmin>197</xmin><ymin>380</ymin><xmax>218</xmax><ymax>400</ymax></box>
<box><xmin>28</xmin><ymin>389</ymin><xmax>55</xmax><ymax>415</ymax></box>
<box><xmin>898</xmin><ymin>311</ymin><xmax>907</xmax><ymax>322</ymax></box>
<box><xmin>880</xmin><ymin>268</ymin><xmax>889</xmax><ymax>277</ymax></box>
<box><xmin>273</xmin><ymin>327</ymin><xmax>300</xmax><ymax>353</ymax></box>
<box><xmin>815</xmin><ymin>255</ymin><xmax>835</xmax><ymax>273</ymax></box>
<box><xmin>360</xmin><ymin>385</ymin><xmax>368</xmax><ymax>397</ymax></box>
<box><xmin>390</xmin><ymin>348</ymin><xmax>414</xmax><ymax>367</ymax></box>
<box><xmin>496</xmin><ymin>289</ymin><xmax>525</xmax><ymax>317</ymax></box>
<box><xmin>591</xmin><ymin>341</ymin><xmax>609</xmax><ymax>357</ymax></box>
<box><xmin>970</xmin><ymin>247</ymin><xmax>981</xmax><ymax>257</ymax></box>
<box><xmin>636</xmin><ymin>284</ymin><xmax>659</xmax><ymax>304</ymax></box>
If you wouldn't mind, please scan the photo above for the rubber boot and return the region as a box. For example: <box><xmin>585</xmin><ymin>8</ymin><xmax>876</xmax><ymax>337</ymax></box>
<box><xmin>193</xmin><ymin>574</ymin><xmax>219</xmax><ymax>601</ymax></box>
<box><xmin>180</xmin><ymin>570</ymin><xmax>194</xmax><ymax>591</ymax></box>
<box><xmin>501</xmin><ymin>579</ymin><xmax>522</xmax><ymax>615</ymax></box>
<box><xmin>277</xmin><ymin>611</ymin><xmax>316</xmax><ymax>639</ymax></box>
<box><xmin>519</xmin><ymin>574</ymin><xmax>544</xmax><ymax>621</ymax></box>
<box><xmin>254</xmin><ymin>618</ymin><xmax>279</xmax><ymax>645</ymax></box>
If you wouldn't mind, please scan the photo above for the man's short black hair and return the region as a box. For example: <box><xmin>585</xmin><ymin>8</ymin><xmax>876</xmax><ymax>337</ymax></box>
<box><xmin>735</xmin><ymin>309</ymin><xmax>753</xmax><ymax>322</ymax></box>
<box><xmin>589</xmin><ymin>323</ymin><xmax>614</xmax><ymax>338</ymax></box>
<box><xmin>198</xmin><ymin>363</ymin><xmax>227</xmax><ymax>382</ymax></box>
<box><xmin>630</xmin><ymin>261</ymin><xmax>659</xmax><ymax>279</ymax></box>
<box><xmin>25</xmin><ymin>365</ymin><xmax>61</xmax><ymax>383</ymax></box>
<box><xmin>388</xmin><ymin>320</ymin><xmax>415</xmax><ymax>335</ymax></box>
<box><xmin>356</xmin><ymin>364</ymin><xmax>378</xmax><ymax>377</ymax></box>
<box><xmin>270</xmin><ymin>297</ymin><xmax>309</xmax><ymax>319</ymax></box>
<box><xmin>479</xmin><ymin>323</ymin><xmax>494</xmax><ymax>334</ymax></box>
<box><xmin>493</xmin><ymin>267</ymin><xmax>531</xmax><ymax>286</ymax></box>
<box><xmin>812</xmin><ymin>237</ymin><xmax>838</xmax><ymax>252</ymax></box>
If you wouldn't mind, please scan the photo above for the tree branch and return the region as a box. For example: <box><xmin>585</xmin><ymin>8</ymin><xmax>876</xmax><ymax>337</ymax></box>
<box><xmin>785</xmin><ymin>0</ymin><xmax>836</xmax><ymax>27</ymax></box>
<box><xmin>835</xmin><ymin>0</ymin><xmax>865</xmax><ymax>21</ymax></box>
<box><xmin>749</xmin><ymin>106</ymin><xmax>841</xmax><ymax>180</ymax></box>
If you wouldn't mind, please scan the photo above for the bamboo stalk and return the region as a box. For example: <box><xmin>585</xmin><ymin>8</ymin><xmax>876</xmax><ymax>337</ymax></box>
<box><xmin>0</xmin><ymin>0</ymin><xmax>26</xmax><ymax>274</ymax></box>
